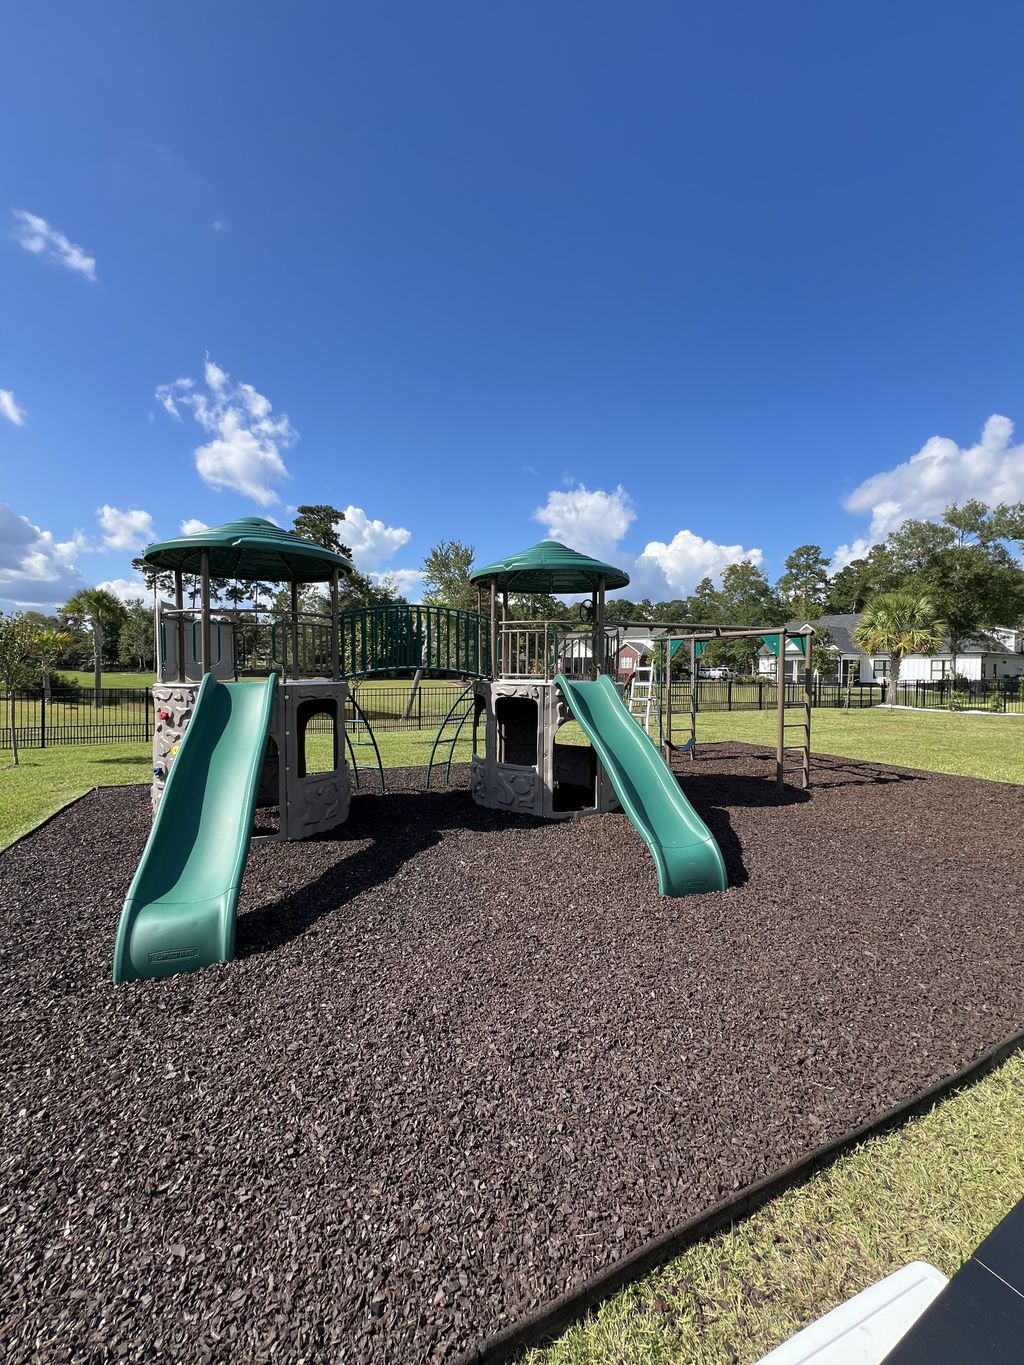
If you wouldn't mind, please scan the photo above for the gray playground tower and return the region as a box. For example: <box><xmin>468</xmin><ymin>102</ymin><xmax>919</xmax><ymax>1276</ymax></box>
<box><xmin>144</xmin><ymin>517</ymin><xmax>354</xmax><ymax>842</ymax></box>
<box><xmin>468</xmin><ymin>541</ymin><xmax>631</xmax><ymax>819</ymax></box>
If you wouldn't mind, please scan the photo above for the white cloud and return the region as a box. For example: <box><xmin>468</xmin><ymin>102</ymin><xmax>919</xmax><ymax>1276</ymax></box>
<box><xmin>373</xmin><ymin>568</ymin><xmax>424</xmax><ymax>597</ymax></box>
<box><xmin>0</xmin><ymin>389</ymin><xmax>26</xmax><ymax>426</ymax></box>
<box><xmin>830</xmin><ymin>537</ymin><xmax>873</xmax><ymax>571</ymax></box>
<box><xmin>180</xmin><ymin>518</ymin><xmax>209</xmax><ymax>535</ymax></box>
<box><xmin>636</xmin><ymin>530</ymin><xmax>764</xmax><ymax>596</ymax></box>
<box><xmin>533</xmin><ymin>483</ymin><xmax>636</xmax><ymax>561</ymax></box>
<box><xmin>97</xmin><ymin>505</ymin><xmax>155</xmax><ymax>552</ymax></box>
<box><xmin>12</xmin><ymin>209</ymin><xmax>97</xmax><ymax>280</ymax></box>
<box><xmin>839</xmin><ymin>413</ymin><xmax>1024</xmax><ymax>558</ymax></box>
<box><xmin>0</xmin><ymin>502</ymin><xmax>87</xmax><ymax>606</ymax></box>
<box><xmin>342</xmin><ymin>505</ymin><xmax>412</xmax><ymax>570</ymax></box>
<box><xmin>533</xmin><ymin>481</ymin><xmax>762</xmax><ymax>599</ymax></box>
<box><xmin>155</xmin><ymin>358</ymin><xmax>294</xmax><ymax>505</ymax></box>
<box><xmin>97</xmin><ymin>577</ymin><xmax>148</xmax><ymax>604</ymax></box>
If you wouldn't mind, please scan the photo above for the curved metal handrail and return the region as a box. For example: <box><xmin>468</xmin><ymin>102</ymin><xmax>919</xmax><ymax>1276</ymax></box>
<box><xmin>423</xmin><ymin>683</ymin><xmax>476</xmax><ymax>789</ymax></box>
<box><xmin>344</xmin><ymin>691</ymin><xmax>386</xmax><ymax>793</ymax></box>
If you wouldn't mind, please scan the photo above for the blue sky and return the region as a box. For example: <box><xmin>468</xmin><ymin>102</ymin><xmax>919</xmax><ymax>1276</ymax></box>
<box><xmin>3</xmin><ymin>2</ymin><xmax>1024</xmax><ymax>610</ymax></box>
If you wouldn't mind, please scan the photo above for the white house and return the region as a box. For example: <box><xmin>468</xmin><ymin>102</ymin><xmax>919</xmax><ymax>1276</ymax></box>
<box><xmin>757</xmin><ymin>614</ymin><xmax>1024</xmax><ymax>685</ymax></box>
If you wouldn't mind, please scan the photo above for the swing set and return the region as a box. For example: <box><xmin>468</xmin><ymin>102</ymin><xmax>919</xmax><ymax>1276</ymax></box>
<box><xmin>644</xmin><ymin>624</ymin><xmax>815</xmax><ymax>791</ymax></box>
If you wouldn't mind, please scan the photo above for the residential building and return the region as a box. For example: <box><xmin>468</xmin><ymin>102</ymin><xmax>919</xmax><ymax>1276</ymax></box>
<box><xmin>757</xmin><ymin>614</ymin><xmax>1024</xmax><ymax>684</ymax></box>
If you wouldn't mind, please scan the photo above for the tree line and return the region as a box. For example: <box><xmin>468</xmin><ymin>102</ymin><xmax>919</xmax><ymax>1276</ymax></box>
<box><xmin>2</xmin><ymin>498</ymin><xmax>1022</xmax><ymax>705</ymax></box>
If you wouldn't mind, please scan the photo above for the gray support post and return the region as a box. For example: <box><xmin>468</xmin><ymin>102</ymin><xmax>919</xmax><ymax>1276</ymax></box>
<box><xmin>803</xmin><ymin>632</ymin><xmax>813</xmax><ymax>789</ymax></box>
<box><xmin>594</xmin><ymin>575</ymin><xmax>606</xmax><ymax>676</ymax></box>
<box><xmin>174</xmin><ymin>569</ymin><xmax>186</xmax><ymax>683</ymax></box>
<box><xmin>199</xmin><ymin>551</ymin><xmax>212</xmax><ymax>676</ymax></box>
<box><xmin>330</xmin><ymin>569</ymin><xmax>340</xmax><ymax>679</ymax></box>
<box><xmin>290</xmin><ymin>578</ymin><xmax>300</xmax><ymax>680</ymax></box>
<box><xmin>689</xmin><ymin>637</ymin><xmax>697</xmax><ymax>760</ymax></box>
<box><xmin>501</xmin><ymin>590</ymin><xmax>509</xmax><ymax>676</ymax></box>
<box><xmin>775</xmin><ymin>631</ymin><xmax>786</xmax><ymax>790</ymax></box>
<box><xmin>663</xmin><ymin>639</ymin><xmax>674</xmax><ymax>762</ymax></box>
<box><xmin>489</xmin><ymin>578</ymin><xmax>498</xmax><ymax>678</ymax></box>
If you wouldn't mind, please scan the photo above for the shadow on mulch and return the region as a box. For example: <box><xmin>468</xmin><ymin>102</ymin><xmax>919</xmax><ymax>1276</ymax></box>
<box><xmin>693</xmin><ymin>741</ymin><xmax>929</xmax><ymax>791</ymax></box>
<box><xmin>237</xmin><ymin>789</ymin><xmax>545</xmax><ymax>960</ymax></box>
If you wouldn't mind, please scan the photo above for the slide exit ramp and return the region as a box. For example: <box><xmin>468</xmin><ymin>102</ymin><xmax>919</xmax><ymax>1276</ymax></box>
<box><xmin>112</xmin><ymin>672</ymin><xmax>277</xmax><ymax>984</ymax></box>
<box><xmin>554</xmin><ymin>673</ymin><xmax>727</xmax><ymax>898</ymax></box>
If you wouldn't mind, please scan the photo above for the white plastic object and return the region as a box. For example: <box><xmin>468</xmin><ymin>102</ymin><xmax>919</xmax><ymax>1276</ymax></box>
<box><xmin>753</xmin><ymin>1261</ymin><xmax>948</xmax><ymax>1364</ymax></box>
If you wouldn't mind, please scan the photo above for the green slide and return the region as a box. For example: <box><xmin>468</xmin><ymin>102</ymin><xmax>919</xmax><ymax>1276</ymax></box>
<box><xmin>113</xmin><ymin>673</ymin><xmax>277</xmax><ymax>984</ymax></box>
<box><xmin>554</xmin><ymin>673</ymin><xmax>727</xmax><ymax>897</ymax></box>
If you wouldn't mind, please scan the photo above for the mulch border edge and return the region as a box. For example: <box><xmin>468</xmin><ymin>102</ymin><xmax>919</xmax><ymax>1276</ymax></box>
<box><xmin>1</xmin><ymin>784</ymin><xmax>137</xmax><ymax>856</ymax></box>
<box><xmin>455</xmin><ymin>1025</ymin><xmax>1024</xmax><ymax>1365</ymax></box>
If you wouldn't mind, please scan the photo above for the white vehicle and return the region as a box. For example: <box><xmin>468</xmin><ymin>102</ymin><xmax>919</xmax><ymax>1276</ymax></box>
<box><xmin>700</xmin><ymin>666</ymin><xmax>734</xmax><ymax>680</ymax></box>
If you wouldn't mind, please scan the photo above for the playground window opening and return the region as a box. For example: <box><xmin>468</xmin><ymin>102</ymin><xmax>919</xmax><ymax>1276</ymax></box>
<box><xmin>552</xmin><ymin>721</ymin><xmax>596</xmax><ymax>812</ymax></box>
<box><xmin>495</xmin><ymin>695</ymin><xmax>538</xmax><ymax>766</ymax></box>
<box><xmin>296</xmin><ymin>699</ymin><xmax>339</xmax><ymax>778</ymax></box>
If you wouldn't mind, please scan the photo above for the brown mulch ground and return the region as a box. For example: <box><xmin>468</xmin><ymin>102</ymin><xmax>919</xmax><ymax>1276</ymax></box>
<box><xmin>2</xmin><ymin>744</ymin><xmax>1023</xmax><ymax>1363</ymax></box>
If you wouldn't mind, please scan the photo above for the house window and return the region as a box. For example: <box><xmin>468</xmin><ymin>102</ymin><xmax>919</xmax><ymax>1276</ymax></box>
<box><xmin>839</xmin><ymin>658</ymin><xmax>859</xmax><ymax>685</ymax></box>
<box><xmin>871</xmin><ymin>658</ymin><xmax>889</xmax><ymax>680</ymax></box>
<box><xmin>930</xmin><ymin>659</ymin><xmax>952</xmax><ymax>680</ymax></box>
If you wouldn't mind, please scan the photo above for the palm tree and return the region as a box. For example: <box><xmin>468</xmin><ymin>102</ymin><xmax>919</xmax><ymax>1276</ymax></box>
<box><xmin>32</xmin><ymin>627</ymin><xmax>71</xmax><ymax>702</ymax></box>
<box><xmin>853</xmin><ymin>590</ymin><xmax>946</xmax><ymax>706</ymax></box>
<box><xmin>63</xmin><ymin>588</ymin><xmax>127</xmax><ymax>706</ymax></box>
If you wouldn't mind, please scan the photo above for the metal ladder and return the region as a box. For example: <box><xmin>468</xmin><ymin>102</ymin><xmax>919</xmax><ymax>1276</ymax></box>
<box><xmin>344</xmin><ymin>690</ymin><xmax>385</xmax><ymax>791</ymax></box>
<box><xmin>778</xmin><ymin>680</ymin><xmax>811</xmax><ymax>789</ymax></box>
<box><xmin>627</xmin><ymin>665</ymin><xmax>657</xmax><ymax>734</ymax></box>
<box><xmin>424</xmin><ymin>684</ymin><xmax>476</xmax><ymax>788</ymax></box>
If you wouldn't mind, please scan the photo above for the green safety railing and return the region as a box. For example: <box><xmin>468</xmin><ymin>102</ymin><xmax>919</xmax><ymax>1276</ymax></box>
<box><xmin>338</xmin><ymin>605</ymin><xmax>491</xmax><ymax>679</ymax></box>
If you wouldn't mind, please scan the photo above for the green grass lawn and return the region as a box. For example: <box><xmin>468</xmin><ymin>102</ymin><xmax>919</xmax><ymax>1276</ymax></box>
<box><xmin>682</xmin><ymin>705</ymin><xmax>1024</xmax><ymax>785</ymax></box>
<box><xmin>63</xmin><ymin>670</ymin><xmax>155</xmax><ymax>689</ymax></box>
<box><xmin>523</xmin><ymin>1051</ymin><xmax>1024</xmax><ymax>1365</ymax></box>
<box><xmin>0</xmin><ymin>743</ymin><xmax>154</xmax><ymax>848</ymax></box>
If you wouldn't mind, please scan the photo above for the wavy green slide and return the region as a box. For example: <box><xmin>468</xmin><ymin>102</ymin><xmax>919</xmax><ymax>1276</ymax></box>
<box><xmin>555</xmin><ymin>673</ymin><xmax>727</xmax><ymax>897</ymax></box>
<box><xmin>113</xmin><ymin>672</ymin><xmax>277</xmax><ymax>984</ymax></box>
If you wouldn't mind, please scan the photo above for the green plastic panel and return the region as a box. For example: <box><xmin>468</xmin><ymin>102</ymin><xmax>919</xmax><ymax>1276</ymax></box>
<box><xmin>471</xmin><ymin>540</ymin><xmax>630</xmax><ymax>592</ymax></box>
<box><xmin>112</xmin><ymin>673</ymin><xmax>277</xmax><ymax>984</ymax></box>
<box><xmin>143</xmin><ymin>517</ymin><xmax>352</xmax><ymax>583</ymax></box>
<box><xmin>554</xmin><ymin>674</ymin><xmax>727</xmax><ymax>897</ymax></box>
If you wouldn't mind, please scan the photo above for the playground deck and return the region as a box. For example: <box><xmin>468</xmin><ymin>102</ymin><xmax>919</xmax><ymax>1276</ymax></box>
<box><xmin>2</xmin><ymin>748</ymin><xmax>1023</xmax><ymax>1362</ymax></box>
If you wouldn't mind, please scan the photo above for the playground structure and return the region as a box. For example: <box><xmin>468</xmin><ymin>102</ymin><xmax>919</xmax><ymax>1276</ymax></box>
<box><xmin>112</xmin><ymin>521</ymin><xmax>813</xmax><ymax>984</ymax></box>
<box><xmin>114</xmin><ymin>518</ymin><xmax>357</xmax><ymax>982</ymax></box>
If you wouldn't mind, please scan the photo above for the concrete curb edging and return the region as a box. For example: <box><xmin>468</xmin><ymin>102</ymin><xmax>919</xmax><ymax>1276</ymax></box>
<box><xmin>454</xmin><ymin>1027</ymin><xmax>1024</xmax><ymax>1365</ymax></box>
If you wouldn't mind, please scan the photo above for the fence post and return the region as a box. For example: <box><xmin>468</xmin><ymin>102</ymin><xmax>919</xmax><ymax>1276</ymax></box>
<box><xmin>727</xmin><ymin>679</ymin><xmax>733</xmax><ymax>711</ymax></box>
<box><xmin>39</xmin><ymin>687</ymin><xmax>46</xmax><ymax>749</ymax></box>
<box><xmin>146</xmin><ymin>687</ymin><xmax>152</xmax><ymax>740</ymax></box>
<box><xmin>418</xmin><ymin>687</ymin><xmax>422</xmax><ymax>730</ymax></box>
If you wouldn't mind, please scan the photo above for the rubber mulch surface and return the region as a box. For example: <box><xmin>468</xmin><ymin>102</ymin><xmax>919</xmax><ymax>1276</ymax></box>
<box><xmin>2</xmin><ymin>745</ymin><xmax>1023</xmax><ymax>1363</ymax></box>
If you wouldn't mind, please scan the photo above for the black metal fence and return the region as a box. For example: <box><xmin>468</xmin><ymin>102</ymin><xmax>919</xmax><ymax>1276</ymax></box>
<box><xmin>0</xmin><ymin>684</ymin><xmax>469</xmax><ymax>750</ymax></box>
<box><xmin>886</xmin><ymin>678</ymin><xmax>1024</xmax><ymax>713</ymax></box>
<box><xmin>0</xmin><ymin>687</ymin><xmax>153</xmax><ymax>749</ymax></box>
<box><xmin>669</xmin><ymin>680</ymin><xmax>884</xmax><ymax>712</ymax></box>
<box><xmin>347</xmin><ymin>684</ymin><xmax>466</xmax><ymax>732</ymax></box>
<box><xmin>4</xmin><ymin>675</ymin><xmax>1022</xmax><ymax>750</ymax></box>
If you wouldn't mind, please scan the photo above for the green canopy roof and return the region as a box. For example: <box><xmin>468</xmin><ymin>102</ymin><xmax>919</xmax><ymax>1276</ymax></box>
<box><xmin>142</xmin><ymin>517</ymin><xmax>353</xmax><ymax>583</ymax></box>
<box><xmin>470</xmin><ymin>540</ymin><xmax>630</xmax><ymax>593</ymax></box>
